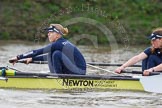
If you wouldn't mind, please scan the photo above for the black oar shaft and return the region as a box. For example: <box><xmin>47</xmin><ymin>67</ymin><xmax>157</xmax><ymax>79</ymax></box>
<box><xmin>88</xmin><ymin>62</ymin><xmax>141</xmax><ymax>67</ymax></box>
<box><xmin>0</xmin><ymin>69</ymin><xmax>134</xmax><ymax>79</ymax></box>
<box><xmin>122</xmin><ymin>70</ymin><xmax>160</xmax><ymax>75</ymax></box>
<box><xmin>122</xmin><ymin>70</ymin><xmax>143</xmax><ymax>74</ymax></box>
<box><xmin>15</xmin><ymin>71</ymin><xmax>50</xmax><ymax>77</ymax></box>
<box><xmin>17</xmin><ymin>60</ymin><xmax>48</xmax><ymax>64</ymax></box>
<box><xmin>17</xmin><ymin>60</ymin><xmax>141</xmax><ymax>67</ymax></box>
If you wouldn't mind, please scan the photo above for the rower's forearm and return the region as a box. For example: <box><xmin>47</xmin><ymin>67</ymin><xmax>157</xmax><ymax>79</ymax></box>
<box><xmin>122</xmin><ymin>56</ymin><xmax>140</xmax><ymax>68</ymax></box>
<box><xmin>32</xmin><ymin>54</ymin><xmax>48</xmax><ymax>61</ymax></box>
<box><xmin>153</xmin><ymin>64</ymin><xmax>162</xmax><ymax>72</ymax></box>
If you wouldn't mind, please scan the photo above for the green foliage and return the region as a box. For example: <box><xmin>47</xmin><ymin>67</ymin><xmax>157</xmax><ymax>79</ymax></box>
<box><xmin>0</xmin><ymin>32</ymin><xmax>10</xmax><ymax>40</ymax></box>
<box><xmin>0</xmin><ymin>0</ymin><xmax>162</xmax><ymax>45</ymax></box>
<box><xmin>20</xmin><ymin>1</ymin><xmax>32</xmax><ymax>11</ymax></box>
<box><xmin>45</xmin><ymin>4</ymin><xmax>60</xmax><ymax>12</ymax></box>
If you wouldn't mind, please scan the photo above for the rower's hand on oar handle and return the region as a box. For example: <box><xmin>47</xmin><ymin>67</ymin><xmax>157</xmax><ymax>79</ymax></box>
<box><xmin>17</xmin><ymin>58</ymin><xmax>33</xmax><ymax>64</ymax></box>
<box><xmin>143</xmin><ymin>68</ymin><xmax>154</xmax><ymax>76</ymax></box>
<box><xmin>9</xmin><ymin>57</ymin><xmax>32</xmax><ymax>65</ymax></box>
<box><xmin>25</xmin><ymin>58</ymin><xmax>32</xmax><ymax>64</ymax></box>
<box><xmin>115</xmin><ymin>66</ymin><xmax>124</xmax><ymax>74</ymax></box>
<box><xmin>9</xmin><ymin>57</ymin><xmax>18</xmax><ymax>65</ymax></box>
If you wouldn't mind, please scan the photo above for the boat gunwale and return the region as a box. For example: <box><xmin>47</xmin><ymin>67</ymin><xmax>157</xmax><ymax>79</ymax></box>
<box><xmin>6</xmin><ymin>74</ymin><xmax>140</xmax><ymax>81</ymax></box>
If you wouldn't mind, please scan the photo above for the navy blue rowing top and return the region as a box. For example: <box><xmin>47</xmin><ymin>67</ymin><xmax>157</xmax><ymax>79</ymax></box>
<box><xmin>144</xmin><ymin>47</ymin><xmax>162</xmax><ymax>57</ymax></box>
<box><xmin>17</xmin><ymin>37</ymin><xmax>86</xmax><ymax>70</ymax></box>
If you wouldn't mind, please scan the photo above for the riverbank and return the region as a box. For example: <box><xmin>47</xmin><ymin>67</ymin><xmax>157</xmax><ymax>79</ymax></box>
<box><xmin>1</xmin><ymin>0</ymin><xmax>162</xmax><ymax>45</ymax></box>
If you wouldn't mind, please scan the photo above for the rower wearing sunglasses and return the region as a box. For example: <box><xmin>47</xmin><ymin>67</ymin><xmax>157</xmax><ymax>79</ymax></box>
<box><xmin>115</xmin><ymin>28</ymin><xmax>162</xmax><ymax>76</ymax></box>
<box><xmin>9</xmin><ymin>24</ymin><xmax>86</xmax><ymax>75</ymax></box>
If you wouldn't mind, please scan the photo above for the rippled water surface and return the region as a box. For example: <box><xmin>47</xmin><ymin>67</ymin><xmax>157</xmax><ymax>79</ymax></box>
<box><xmin>0</xmin><ymin>40</ymin><xmax>162</xmax><ymax>108</ymax></box>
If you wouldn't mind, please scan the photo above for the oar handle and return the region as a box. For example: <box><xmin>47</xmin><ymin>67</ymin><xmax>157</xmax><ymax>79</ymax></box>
<box><xmin>122</xmin><ymin>70</ymin><xmax>160</xmax><ymax>76</ymax></box>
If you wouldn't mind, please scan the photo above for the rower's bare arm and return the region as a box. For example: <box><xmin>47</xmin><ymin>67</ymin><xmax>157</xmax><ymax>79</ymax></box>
<box><xmin>151</xmin><ymin>64</ymin><xmax>162</xmax><ymax>72</ymax></box>
<box><xmin>143</xmin><ymin>64</ymin><xmax>162</xmax><ymax>76</ymax></box>
<box><xmin>123</xmin><ymin>52</ymin><xmax>147</xmax><ymax>67</ymax></box>
<box><xmin>115</xmin><ymin>52</ymin><xmax>147</xmax><ymax>73</ymax></box>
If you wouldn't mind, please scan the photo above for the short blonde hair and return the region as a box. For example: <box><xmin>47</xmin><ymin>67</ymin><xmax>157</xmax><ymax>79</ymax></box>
<box><xmin>50</xmin><ymin>24</ymin><xmax>68</xmax><ymax>36</ymax></box>
<box><xmin>152</xmin><ymin>27</ymin><xmax>162</xmax><ymax>35</ymax></box>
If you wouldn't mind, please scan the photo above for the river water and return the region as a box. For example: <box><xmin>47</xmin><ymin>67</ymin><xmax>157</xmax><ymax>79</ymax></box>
<box><xmin>0</xmin><ymin>40</ymin><xmax>162</xmax><ymax>108</ymax></box>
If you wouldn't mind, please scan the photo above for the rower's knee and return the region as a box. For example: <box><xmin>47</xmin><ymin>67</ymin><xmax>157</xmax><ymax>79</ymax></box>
<box><xmin>52</xmin><ymin>51</ymin><xmax>62</xmax><ymax>59</ymax></box>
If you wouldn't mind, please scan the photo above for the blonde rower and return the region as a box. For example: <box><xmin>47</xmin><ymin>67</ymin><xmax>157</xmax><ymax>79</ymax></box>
<box><xmin>9</xmin><ymin>24</ymin><xmax>86</xmax><ymax>75</ymax></box>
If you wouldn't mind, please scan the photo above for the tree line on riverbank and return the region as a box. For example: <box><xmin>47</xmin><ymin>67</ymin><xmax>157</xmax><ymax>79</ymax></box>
<box><xmin>0</xmin><ymin>0</ymin><xmax>162</xmax><ymax>45</ymax></box>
